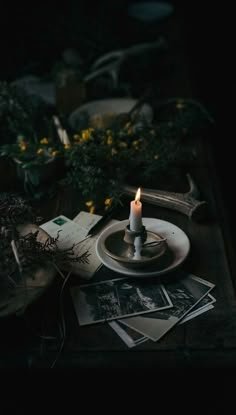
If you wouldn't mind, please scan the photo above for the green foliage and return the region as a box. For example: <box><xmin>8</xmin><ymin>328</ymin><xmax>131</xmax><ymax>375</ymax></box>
<box><xmin>0</xmin><ymin>192</ymin><xmax>37</xmax><ymax>226</ymax></box>
<box><xmin>0</xmin><ymin>193</ymin><xmax>89</xmax><ymax>286</ymax></box>
<box><xmin>62</xmin><ymin>98</ymin><xmax>212</xmax><ymax>210</ymax></box>
<box><xmin>0</xmin><ymin>81</ymin><xmax>49</xmax><ymax>144</ymax></box>
<box><xmin>0</xmin><ymin>92</ymin><xmax>213</xmax><ymax>209</ymax></box>
<box><xmin>0</xmin><ymin>135</ymin><xmax>64</xmax><ymax>168</ymax></box>
<box><xmin>0</xmin><ymin>134</ymin><xmax>65</xmax><ymax>198</ymax></box>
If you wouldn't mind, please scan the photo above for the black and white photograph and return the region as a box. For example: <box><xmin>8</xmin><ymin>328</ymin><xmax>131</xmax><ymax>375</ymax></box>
<box><xmin>110</xmin><ymin>292</ymin><xmax>216</xmax><ymax>347</ymax></box>
<box><xmin>109</xmin><ymin>320</ymin><xmax>147</xmax><ymax>348</ymax></box>
<box><xmin>119</xmin><ymin>274</ymin><xmax>215</xmax><ymax>341</ymax></box>
<box><xmin>179</xmin><ymin>293</ymin><xmax>216</xmax><ymax>325</ymax></box>
<box><xmin>70</xmin><ymin>277</ymin><xmax>172</xmax><ymax>326</ymax></box>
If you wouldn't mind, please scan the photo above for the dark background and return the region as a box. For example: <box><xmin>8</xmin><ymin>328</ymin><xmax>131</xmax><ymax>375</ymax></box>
<box><xmin>1</xmin><ymin>0</ymin><xmax>235</xmax><ymax>232</ymax></box>
<box><xmin>179</xmin><ymin>1</ymin><xmax>235</xmax><ymax>236</ymax></box>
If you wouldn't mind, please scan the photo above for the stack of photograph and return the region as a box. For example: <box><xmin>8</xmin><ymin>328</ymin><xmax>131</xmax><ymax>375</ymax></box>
<box><xmin>70</xmin><ymin>270</ymin><xmax>215</xmax><ymax>348</ymax></box>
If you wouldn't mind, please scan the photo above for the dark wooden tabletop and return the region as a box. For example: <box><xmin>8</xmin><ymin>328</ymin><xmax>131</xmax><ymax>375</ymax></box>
<box><xmin>1</xmin><ymin>2</ymin><xmax>236</xmax><ymax>370</ymax></box>
<box><xmin>1</xmin><ymin>151</ymin><xmax>236</xmax><ymax>369</ymax></box>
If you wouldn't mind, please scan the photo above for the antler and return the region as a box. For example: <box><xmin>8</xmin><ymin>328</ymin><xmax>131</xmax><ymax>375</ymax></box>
<box><xmin>84</xmin><ymin>37</ymin><xmax>166</xmax><ymax>87</ymax></box>
<box><xmin>121</xmin><ymin>174</ymin><xmax>207</xmax><ymax>221</ymax></box>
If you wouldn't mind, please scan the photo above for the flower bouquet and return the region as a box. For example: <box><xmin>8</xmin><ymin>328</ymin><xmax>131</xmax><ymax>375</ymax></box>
<box><xmin>0</xmin><ymin>134</ymin><xmax>65</xmax><ymax>198</ymax></box>
<box><xmin>62</xmin><ymin>97</ymin><xmax>213</xmax><ymax>213</ymax></box>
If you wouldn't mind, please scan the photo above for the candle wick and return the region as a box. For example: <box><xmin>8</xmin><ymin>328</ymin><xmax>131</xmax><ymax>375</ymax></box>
<box><xmin>135</xmin><ymin>200</ymin><xmax>139</xmax><ymax>205</ymax></box>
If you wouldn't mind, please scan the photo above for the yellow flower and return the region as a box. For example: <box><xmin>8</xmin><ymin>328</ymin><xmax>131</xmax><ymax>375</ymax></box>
<box><xmin>37</xmin><ymin>148</ymin><xmax>44</xmax><ymax>154</ymax></box>
<box><xmin>85</xmin><ymin>200</ymin><xmax>95</xmax><ymax>214</ymax></box>
<box><xmin>132</xmin><ymin>140</ymin><xmax>139</xmax><ymax>149</ymax></box>
<box><xmin>18</xmin><ymin>139</ymin><xmax>26</xmax><ymax>150</ymax></box>
<box><xmin>19</xmin><ymin>143</ymin><xmax>26</xmax><ymax>151</ymax></box>
<box><xmin>74</xmin><ymin>128</ymin><xmax>94</xmax><ymax>143</ymax></box>
<box><xmin>107</xmin><ymin>136</ymin><xmax>113</xmax><ymax>145</ymax></box>
<box><xmin>40</xmin><ymin>137</ymin><xmax>49</xmax><ymax>144</ymax></box>
<box><xmin>64</xmin><ymin>143</ymin><xmax>71</xmax><ymax>149</ymax></box>
<box><xmin>104</xmin><ymin>198</ymin><xmax>112</xmax><ymax>207</ymax></box>
<box><xmin>81</xmin><ymin>129</ymin><xmax>93</xmax><ymax>142</ymax></box>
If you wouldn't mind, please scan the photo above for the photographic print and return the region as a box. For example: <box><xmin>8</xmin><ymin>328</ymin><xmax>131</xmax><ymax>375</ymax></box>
<box><xmin>119</xmin><ymin>273</ymin><xmax>215</xmax><ymax>341</ymax></box>
<box><xmin>179</xmin><ymin>293</ymin><xmax>215</xmax><ymax>324</ymax></box>
<box><xmin>109</xmin><ymin>292</ymin><xmax>216</xmax><ymax>347</ymax></box>
<box><xmin>109</xmin><ymin>320</ymin><xmax>147</xmax><ymax>348</ymax></box>
<box><xmin>70</xmin><ymin>277</ymin><xmax>172</xmax><ymax>326</ymax></box>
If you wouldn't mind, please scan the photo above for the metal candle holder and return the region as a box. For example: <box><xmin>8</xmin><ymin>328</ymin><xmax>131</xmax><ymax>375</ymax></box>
<box><xmin>103</xmin><ymin>223</ymin><xmax>167</xmax><ymax>269</ymax></box>
<box><xmin>123</xmin><ymin>224</ymin><xmax>147</xmax><ymax>245</ymax></box>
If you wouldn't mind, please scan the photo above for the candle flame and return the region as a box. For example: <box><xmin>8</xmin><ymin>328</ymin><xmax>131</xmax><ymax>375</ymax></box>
<box><xmin>135</xmin><ymin>187</ymin><xmax>141</xmax><ymax>203</ymax></box>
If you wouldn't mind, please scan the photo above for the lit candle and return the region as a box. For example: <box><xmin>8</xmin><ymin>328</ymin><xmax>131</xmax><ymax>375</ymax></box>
<box><xmin>129</xmin><ymin>187</ymin><xmax>143</xmax><ymax>232</ymax></box>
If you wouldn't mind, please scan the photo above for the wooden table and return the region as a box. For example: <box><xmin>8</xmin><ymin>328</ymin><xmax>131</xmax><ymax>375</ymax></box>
<box><xmin>1</xmin><ymin>3</ymin><xmax>236</xmax><ymax>370</ymax></box>
<box><xmin>1</xmin><ymin>142</ymin><xmax>236</xmax><ymax>369</ymax></box>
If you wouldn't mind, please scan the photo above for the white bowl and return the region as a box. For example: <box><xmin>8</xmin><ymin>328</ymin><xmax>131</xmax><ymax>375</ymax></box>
<box><xmin>96</xmin><ymin>218</ymin><xmax>190</xmax><ymax>278</ymax></box>
<box><xmin>68</xmin><ymin>98</ymin><xmax>153</xmax><ymax>130</ymax></box>
<box><xmin>127</xmin><ymin>1</ymin><xmax>174</xmax><ymax>23</ymax></box>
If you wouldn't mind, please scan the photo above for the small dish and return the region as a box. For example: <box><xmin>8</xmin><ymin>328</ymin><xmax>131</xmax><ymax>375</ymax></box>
<box><xmin>68</xmin><ymin>98</ymin><xmax>153</xmax><ymax>130</ymax></box>
<box><xmin>96</xmin><ymin>218</ymin><xmax>190</xmax><ymax>278</ymax></box>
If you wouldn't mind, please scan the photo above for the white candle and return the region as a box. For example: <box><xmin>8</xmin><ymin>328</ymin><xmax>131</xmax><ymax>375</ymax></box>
<box><xmin>129</xmin><ymin>188</ymin><xmax>143</xmax><ymax>232</ymax></box>
<box><xmin>52</xmin><ymin>115</ymin><xmax>71</xmax><ymax>145</ymax></box>
<box><xmin>133</xmin><ymin>236</ymin><xmax>142</xmax><ymax>259</ymax></box>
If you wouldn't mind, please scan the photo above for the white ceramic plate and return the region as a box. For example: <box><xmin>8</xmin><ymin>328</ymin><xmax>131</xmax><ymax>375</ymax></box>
<box><xmin>96</xmin><ymin>218</ymin><xmax>190</xmax><ymax>278</ymax></box>
<box><xmin>68</xmin><ymin>98</ymin><xmax>153</xmax><ymax>130</ymax></box>
<box><xmin>128</xmin><ymin>2</ymin><xmax>174</xmax><ymax>22</ymax></box>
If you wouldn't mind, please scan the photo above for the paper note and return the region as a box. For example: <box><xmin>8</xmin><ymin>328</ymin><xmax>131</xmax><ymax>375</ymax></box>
<box><xmin>73</xmin><ymin>211</ymin><xmax>102</xmax><ymax>233</ymax></box>
<box><xmin>40</xmin><ymin>212</ymin><xmax>117</xmax><ymax>279</ymax></box>
<box><xmin>40</xmin><ymin>214</ymin><xmax>100</xmax><ymax>279</ymax></box>
<box><xmin>40</xmin><ymin>214</ymin><xmax>88</xmax><ymax>249</ymax></box>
